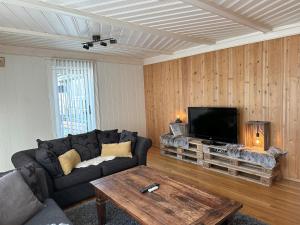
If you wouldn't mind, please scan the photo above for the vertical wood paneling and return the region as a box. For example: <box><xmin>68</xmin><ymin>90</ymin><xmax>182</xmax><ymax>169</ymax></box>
<box><xmin>144</xmin><ymin>34</ymin><xmax>300</xmax><ymax>181</ymax></box>
<box><xmin>265</xmin><ymin>39</ymin><xmax>284</xmax><ymax>148</ymax></box>
<box><xmin>284</xmin><ymin>35</ymin><xmax>300</xmax><ymax>180</ymax></box>
<box><xmin>248</xmin><ymin>43</ymin><xmax>263</xmax><ymax>120</ymax></box>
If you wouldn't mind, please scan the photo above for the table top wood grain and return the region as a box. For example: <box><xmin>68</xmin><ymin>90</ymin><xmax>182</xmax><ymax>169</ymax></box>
<box><xmin>91</xmin><ymin>166</ymin><xmax>242</xmax><ymax>225</ymax></box>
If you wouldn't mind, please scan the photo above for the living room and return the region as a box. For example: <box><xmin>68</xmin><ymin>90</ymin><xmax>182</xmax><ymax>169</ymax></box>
<box><xmin>0</xmin><ymin>1</ymin><xmax>299</xmax><ymax>225</ymax></box>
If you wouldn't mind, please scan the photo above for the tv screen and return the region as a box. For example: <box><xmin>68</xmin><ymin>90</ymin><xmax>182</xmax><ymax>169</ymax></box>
<box><xmin>188</xmin><ymin>107</ymin><xmax>238</xmax><ymax>143</ymax></box>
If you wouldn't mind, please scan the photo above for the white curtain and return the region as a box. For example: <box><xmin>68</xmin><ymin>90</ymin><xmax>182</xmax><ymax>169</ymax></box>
<box><xmin>93</xmin><ymin>62</ymin><xmax>102</xmax><ymax>129</ymax></box>
<box><xmin>52</xmin><ymin>58</ymin><xmax>96</xmax><ymax>137</ymax></box>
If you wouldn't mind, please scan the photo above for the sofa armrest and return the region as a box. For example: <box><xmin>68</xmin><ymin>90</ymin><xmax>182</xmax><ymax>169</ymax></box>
<box><xmin>12</xmin><ymin>149</ymin><xmax>40</xmax><ymax>168</ymax></box>
<box><xmin>0</xmin><ymin>170</ymin><xmax>12</xmax><ymax>177</ymax></box>
<box><xmin>135</xmin><ymin>136</ymin><xmax>152</xmax><ymax>165</ymax></box>
<box><xmin>11</xmin><ymin>149</ymin><xmax>54</xmax><ymax>195</ymax></box>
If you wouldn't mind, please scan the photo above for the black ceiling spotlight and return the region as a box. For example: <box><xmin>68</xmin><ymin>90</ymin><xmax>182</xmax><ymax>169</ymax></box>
<box><xmin>100</xmin><ymin>42</ymin><xmax>107</xmax><ymax>47</ymax></box>
<box><xmin>92</xmin><ymin>35</ymin><xmax>101</xmax><ymax>42</ymax></box>
<box><xmin>82</xmin><ymin>34</ymin><xmax>117</xmax><ymax>50</ymax></box>
<box><xmin>109</xmin><ymin>39</ymin><xmax>117</xmax><ymax>44</ymax></box>
<box><xmin>82</xmin><ymin>41</ymin><xmax>94</xmax><ymax>50</ymax></box>
<box><xmin>82</xmin><ymin>43</ymin><xmax>89</xmax><ymax>50</ymax></box>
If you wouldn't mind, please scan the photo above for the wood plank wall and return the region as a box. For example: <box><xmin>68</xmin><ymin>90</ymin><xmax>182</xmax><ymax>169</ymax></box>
<box><xmin>144</xmin><ymin>35</ymin><xmax>300</xmax><ymax>181</ymax></box>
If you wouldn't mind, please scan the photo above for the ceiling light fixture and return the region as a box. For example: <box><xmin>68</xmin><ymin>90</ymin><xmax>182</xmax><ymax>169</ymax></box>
<box><xmin>82</xmin><ymin>35</ymin><xmax>117</xmax><ymax>50</ymax></box>
<box><xmin>83</xmin><ymin>44</ymin><xmax>89</xmax><ymax>50</ymax></box>
<box><xmin>100</xmin><ymin>41</ymin><xmax>107</xmax><ymax>47</ymax></box>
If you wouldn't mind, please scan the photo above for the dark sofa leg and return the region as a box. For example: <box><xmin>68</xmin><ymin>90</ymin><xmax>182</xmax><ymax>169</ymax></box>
<box><xmin>96</xmin><ymin>193</ymin><xmax>107</xmax><ymax>225</ymax></box>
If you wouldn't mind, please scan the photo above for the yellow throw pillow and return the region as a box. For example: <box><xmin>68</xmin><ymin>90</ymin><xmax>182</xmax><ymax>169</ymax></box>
<box><xmin>101</xmin><ymin>141</ymin><xmax>132</xmax><ymax>158</ymax></box>
<box><xmin>58</xmin><ymin>149</ymin><xmax>81</xmax><ymax>175</ymax></box>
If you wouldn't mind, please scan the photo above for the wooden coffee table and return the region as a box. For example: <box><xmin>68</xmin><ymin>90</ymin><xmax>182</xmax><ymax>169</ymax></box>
<box><xmin>91</xmin><ymin>166</ymin><xmax>242</xmax><ymax>225</ymax></box>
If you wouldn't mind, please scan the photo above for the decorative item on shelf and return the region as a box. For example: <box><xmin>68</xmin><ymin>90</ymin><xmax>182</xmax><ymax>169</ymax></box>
<box><xmin>169</xmin><ymin>122</ymin><xmax>188</xmax><ymax>137</ymax></box>
<box><xmin>175</xmin><ymin>114</ymin><xmax>182</xmax><ymax>123</ymax></box>
<box><xmin>245</xmin><ymin>121</ymin><xmax>270</xmax><ymax>151</ymax></box>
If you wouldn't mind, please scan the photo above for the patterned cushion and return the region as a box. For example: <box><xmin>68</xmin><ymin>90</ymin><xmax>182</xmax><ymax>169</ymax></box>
<box><xmin>119</xmin><ymin>130</ymin><xmax>138</xmax><ymax>153</ymax></box>
<box><xmin>37</xmin><ymin>137</ymin><xmax>71</xmax><ymax>156</ymax></box>
<box><xmin>96</xmin><ymin>129</ymin><xmax>120</xmax><ymax>152</ymax></box>
<box><xmin>36</xmin><ymin>148</ymin><xmax>64</xmax><ymax>178</ymax></box>
<box><xmin>69</xmin><ymin>130</ymin><xmax>99</xmax><ymax>161</ymax></box>
<box><xmin>18</xmin><ymin>163</ymin><xmax>48</xmax><ymax>202</ymax></box>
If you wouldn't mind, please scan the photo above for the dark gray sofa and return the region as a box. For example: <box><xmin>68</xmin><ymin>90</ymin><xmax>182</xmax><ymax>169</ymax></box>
<box><xmin>0</xmin><ymin>171</ymin><xmax>73</xmax><ymax>225</ymax></box>
<box><xmin>24</xmin><ymin>199</ymin><xmax>72</xmax><ymax>225</ymax></box>
<box><xmin>11</xmin><ymin>131</ymin><xmax>152</xmax><ymax>208</ymax></box>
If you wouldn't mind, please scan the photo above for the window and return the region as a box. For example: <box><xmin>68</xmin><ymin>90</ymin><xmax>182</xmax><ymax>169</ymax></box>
<box><xmin>52</xmin><ymin>59</ymin><xmax>96</xmax><ymax>137</ymax></box>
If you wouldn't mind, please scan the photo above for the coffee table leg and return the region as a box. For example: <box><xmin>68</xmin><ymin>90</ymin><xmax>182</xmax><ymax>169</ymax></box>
<box><xmin>96</xmin><ymin>193</ymin><xmax>107</xmax><ymax>225</ymax></box>
<box><xmin>221</xmin><ymin>215</ymin><xmax>234</xmax><ymax>225</ymax></box>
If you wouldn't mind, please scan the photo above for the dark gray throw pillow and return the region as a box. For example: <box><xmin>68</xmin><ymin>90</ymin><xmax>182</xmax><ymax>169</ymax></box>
<box><xmin>96</xmin><ymin>129</ymin><xmax>120</xmax><ymax>152</ymax></box>
<box><xmin>18</xmin><ymin>163</ymin><xmax>48</xmax><ymax>202</ymax></box>
<box><xmin>35</xmin><ymin>148</ymin><xmax>64</xmax><ymax>178</ymax></box>
<box><xmin>96</xmin><ymin>129</ymin><xmax>120</xmax><ymax>144</ymax></box>
<box><xmin>119</xmin><ymin>130</ymin><xmax>138</xmax><ymax>153</ymax></box>
<box><xmin>69</xmin><ymin>130</ymin><xmax>99</xmax><ymax>161</ymax></box>
<box><xmin>37</xmin><ymin>137</ymin><xmax>71</xmax><ymax>156</ymax></box>
<box><xmin>0</xmin><ymin>171</ymin><xmax>43</xmax><ymax>225</ymax></box>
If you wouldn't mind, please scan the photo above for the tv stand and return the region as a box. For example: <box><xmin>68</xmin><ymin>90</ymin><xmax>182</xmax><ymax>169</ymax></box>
<box><xmin>160</xmin><ymin>136</ymin><xmax>282</xmax><ymax>186</ymax></box>
<box><xmin>201</xmin><ymin>140</ymin><xmax>226</xmax><ymax>146</ymax></box>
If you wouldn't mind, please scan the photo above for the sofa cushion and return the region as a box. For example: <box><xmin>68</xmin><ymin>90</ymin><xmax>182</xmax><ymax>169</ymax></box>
<box><xmin>69</xmin><ymin>130</ymin><xmax>99</xmax><ymax>161</ymax></box>
<box><xmin>36</xmin><ymin>148</ymin><xmax>64</xmax><ymax>178</ymax></box>
<box><xmin>37</xmin><ymin>137</ymin><xmax>71</xmax><ymax>156</ymax></box>
<box><xmin>101</xmin><ymin>141</ymin><xmax>132</xmax><ymax>158</ymax></box>
<box><xmin>96</xmin><ymin>129</ymin><xmax>119</xmax><ymax>149</ymax></box>
<box><xmin>58</xmin><ymin>149</ymin><xmax>81</xmax><ymax>175</ymax></box>
<box><xmin>101</xmin><ymin>156</ymin><xmax>138</xmax><ymax>176</ymax></box>
<box><xmin>0</xmin><ymin>171</ymin><xmax>44</xmax><ymax>225</ymax></box>
<box><xmin>24</xmin><ymin>199</ymin><xmax>72</xmax><ymax>225</ymax></box>
<box><xmin>119</xmin><ymin>130</ymin><xmax>138</xmax><ymax>153</ymax></box>
<box><xmin>54</xmin><ymin>165</ymin><xmax>102</xmax><ymax>190</ymax></box>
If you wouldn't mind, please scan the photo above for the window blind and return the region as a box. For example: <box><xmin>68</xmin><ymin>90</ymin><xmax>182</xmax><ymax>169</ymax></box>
<box><xmin>52</xmin><ymin>59</ymin><xmax>96</xmax><ymax>137</ymax></box>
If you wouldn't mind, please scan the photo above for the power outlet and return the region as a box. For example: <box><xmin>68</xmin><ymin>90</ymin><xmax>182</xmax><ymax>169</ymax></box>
<box><xmin>0</xmin><ymin>57</ymin><xmax>5</xmax><ymax>67</ymax></box>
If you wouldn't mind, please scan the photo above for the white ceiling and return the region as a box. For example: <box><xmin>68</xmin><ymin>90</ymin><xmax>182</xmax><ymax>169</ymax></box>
<box><xmin>0</xmin><ymin>0</ymin><xmax>299</xmax><ymax>60</ymax></box>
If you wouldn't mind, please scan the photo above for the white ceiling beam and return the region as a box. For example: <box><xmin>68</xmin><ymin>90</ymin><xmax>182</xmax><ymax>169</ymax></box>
<box><xmin>181</xmin><ymin>0</ymin><xmax>272</xmax><ymax>33</ymax></box>
<box><xmin>0</xmin><ymin>44</ymin><xmax>144</xmax><ymax>65</ymax></box>
<box><xmin>0</xmin><ymin>26</ymin><xmax>174</xmax><ymax>55</ymax></box>
<box><xmin>0</xmin><ymin>0</ymin><xmax>215</xmax><ymax>45</ymax></box>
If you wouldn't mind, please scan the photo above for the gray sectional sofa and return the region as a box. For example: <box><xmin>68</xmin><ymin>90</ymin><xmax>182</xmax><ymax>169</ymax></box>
<box><xmin>24</xmin><ymin>199</ymin><xmax>73</xmax><ymax>225</ymax></box>
<box><xmin>0</xmin><ymin>170</ymin><xmax>73</xmax><ymax>225</ymax></box>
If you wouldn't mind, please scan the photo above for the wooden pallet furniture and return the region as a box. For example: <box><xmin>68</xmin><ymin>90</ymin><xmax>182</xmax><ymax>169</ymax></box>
<box><xmin>160</xmin><ymin>138</ymin><xmax>203</xmax><ymax>165</ymax></box>
<box><xmin>202</xmin><ymin>145</ymin><xmax>282</xmax><ymax>186</ymax></box>
<box><xmin>160</xmin><ymin>137</ymin><xmax>282</xmax><ymax>186</ymax></box>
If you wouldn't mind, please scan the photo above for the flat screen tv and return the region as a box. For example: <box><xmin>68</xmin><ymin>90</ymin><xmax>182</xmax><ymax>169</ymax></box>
<box><xmin>188</xmin><ymin>107</ymin><xmax>238</xmax><ymax>144</ymax></box>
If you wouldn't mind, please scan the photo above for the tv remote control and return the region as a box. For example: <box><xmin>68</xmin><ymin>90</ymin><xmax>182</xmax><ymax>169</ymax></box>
<box><xmin>148</xmin><ymin>186</ymin><xmax>159</xmax><ymax>193</ymax></box>
<box><xmin>140</xmin><ymin>183</ymin><xmax>160</xmax><ymax>193</ymax></box>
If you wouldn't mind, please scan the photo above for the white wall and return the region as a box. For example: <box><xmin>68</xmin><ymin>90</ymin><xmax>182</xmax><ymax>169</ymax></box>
<box><xmin>95</xmin><ymin>62</ymin><xmax>146</xmax><ymax>136</ymax></box>
<box><xmin>0</xmin><ymin>54</ymin><xmax>145</xmax><ymax>171</ymax></box>
<box><xmin>0</xmin><ymin>54</ymin><xmax>55</xmax><ymax>171</ymax></box>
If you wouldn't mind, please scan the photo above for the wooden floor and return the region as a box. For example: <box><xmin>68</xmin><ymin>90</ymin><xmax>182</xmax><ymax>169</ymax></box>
<box><xmin>147</xmin><ymin>147</ymin><xmax>300</xmax><ymax>225</ymax></box>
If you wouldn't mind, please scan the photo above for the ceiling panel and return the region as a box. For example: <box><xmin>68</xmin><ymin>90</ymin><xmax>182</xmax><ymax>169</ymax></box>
<box><xmin>0</xmin><ymin>0</ymin><xmax>299</xmax><ymax>60</ymax></box>
<box><xmin>212</xmin><ymin>0</ymin><xmax>300</xmax><ymax>27</ymax></box>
